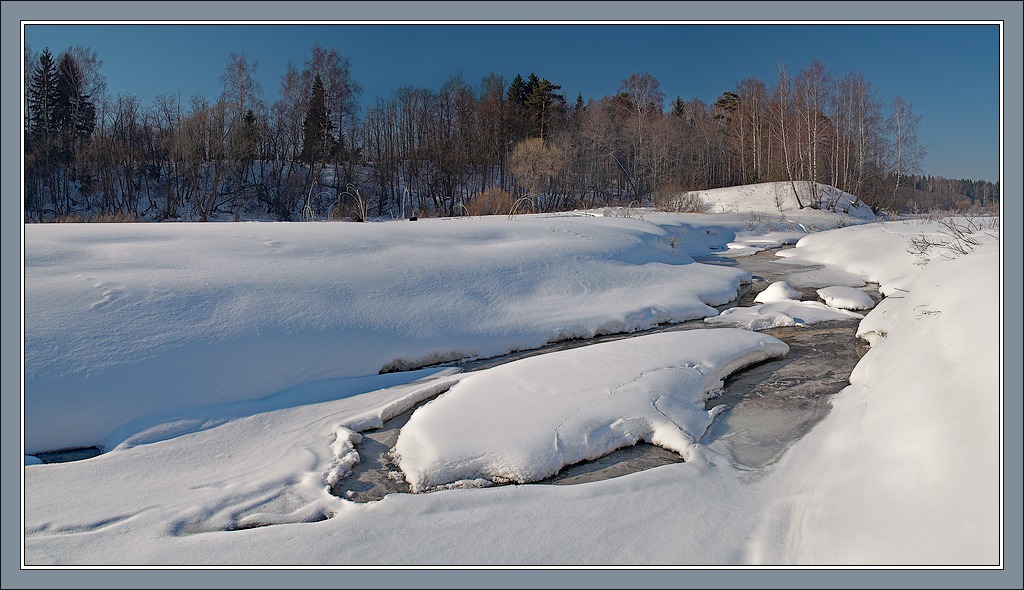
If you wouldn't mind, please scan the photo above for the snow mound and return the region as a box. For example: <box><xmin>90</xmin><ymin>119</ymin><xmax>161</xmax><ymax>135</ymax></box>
<box><xmin>755</xmin><ymin>281</ymin><xmax>803</xmax><ymax>303</ymax></box>
<box><xmin>817</xmin><ymin>286</ymin><xmax>876</xmax><ymax>311</ymax></box>
<box><xmin>686</xmin><ymin>181</ymin><xmax>875</xmax><ymax>219</ymax></box>
<box><xmin>394</xmin><ymin>329</ymin><xmax>788</xmax><ymax>492</ymax></box>
<box><xmin>23</xmin><ymin>218</ymin><xmax>748</xmax><ymax>453</ymax></box>
<box><xmin>773</xmin><ymin>218</ymin><xmax>999</xmax><ymax>295</ymax></box>
<box><xmin>755</xmin><ymin>240</ymin><xmax>1000</xmax><ymax>564</ymax></box>
<box><xmin>705</xmin><ymin>300</ymin><xmax>862</xmax><ymax>330</ymax></box>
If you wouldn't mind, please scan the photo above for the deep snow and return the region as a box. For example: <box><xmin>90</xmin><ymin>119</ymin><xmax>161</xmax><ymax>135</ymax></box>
<box><xmin>20</xmin><ymin>183</ymin><xmax>1003</xmax><ymax>567</ymax></box>
<box><xmin>395</xmin><ymin>329</ymin><xmax>788</xmax><ymax>491</ymax></box>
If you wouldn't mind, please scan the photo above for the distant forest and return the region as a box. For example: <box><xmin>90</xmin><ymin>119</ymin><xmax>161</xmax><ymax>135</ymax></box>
<box><xmin>23</xmin><ymin>44</ymin><xmax>999</xmax><ymax>222</ymax></box>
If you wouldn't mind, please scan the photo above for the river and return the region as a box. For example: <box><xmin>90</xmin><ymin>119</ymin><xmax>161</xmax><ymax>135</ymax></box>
<box><xmin>332</xmin><ymin>248</ymin><xmax>879</xmax><ymax>501</ymax></box>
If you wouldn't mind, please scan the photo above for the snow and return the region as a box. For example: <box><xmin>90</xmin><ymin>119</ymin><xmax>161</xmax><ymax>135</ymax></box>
<box><xmin>817</xmin><ymin>285</ymin><xmax>876</xmax><ymax>310</ymax></box>
<box><xmin>23</xmin><ymin>215</ymin><xmax>749</xmax><ymax>453</ymax></box>
<box><xmin>19</xmin><ymin>183</ymin><xmax>1003</xmax><ymax>568</ymax></box>
<box><xmin>771</xmin><ymin>218</ymin><xmax>987</xmax><ymax>296</ymax></box>
<box><xmin>752</xmin><ymin>239</ymin><xmax>1001</xmax><ymax>565</ymax></box>
<box><xmin>704</xmin><ymin>280</ymin><xmax>863</xmax><ymax>331</ymax></box>
<box><xmin>394</xmin><ymin>329</ymin><xmax>788</xmax><ymax>491</ymax></box>
<box><xmin>693</xmin><ymin>180</ymin><xmax>876</xmax><ymax>220</ymax></box>
<box><xmin>704</xmin><ymin>299</ymin><xmax>862</xmax><ymax>331</ymax></box>
<box><xmin>754</xmin><ymin>280</ymin><xmax>803</xmax><ymax>303</ymax></box>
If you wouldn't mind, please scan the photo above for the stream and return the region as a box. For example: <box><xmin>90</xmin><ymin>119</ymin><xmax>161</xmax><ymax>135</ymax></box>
<box><xmin>332</xmin><ymin>248</ymin><xmax>879</xmax><ymax>501</ymax></box>
<box><xmin>30</xmin><ymin>247</ymin><xmax>879</xmax><ymax>502</ymax></box>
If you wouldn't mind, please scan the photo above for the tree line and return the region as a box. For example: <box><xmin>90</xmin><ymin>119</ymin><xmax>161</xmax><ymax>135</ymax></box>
<box><xmin>23</xmin><ymin>44</ymin><xmax>998</xmax><ymax>222</ymax></box>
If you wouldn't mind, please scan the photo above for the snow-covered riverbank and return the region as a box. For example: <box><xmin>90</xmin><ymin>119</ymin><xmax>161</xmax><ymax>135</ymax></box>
<box><xmin>21</xmin><ymin>184</ymin><xmax>1001</xmax><ymax>567</ymax></box>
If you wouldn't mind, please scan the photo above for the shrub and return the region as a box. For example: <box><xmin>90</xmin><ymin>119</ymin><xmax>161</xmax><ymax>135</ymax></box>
<box><xmin>50</xmin><ymin>212</ymin><xmax>140</xmax><ymax>223</ymax></box>
<box><xmin>466</xmin><ymin>188</ymin><xmax>514</xmax><ymax>217</ymax></box>
<box><xmin>653</xmin><ymin>187</ymin><xmax>705</xmax><ymax>213</ymax></box>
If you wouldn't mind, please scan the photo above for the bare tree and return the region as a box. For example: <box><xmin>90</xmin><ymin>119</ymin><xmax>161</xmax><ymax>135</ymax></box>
<box><xmin>736</xmin><ymin>77</ymin><xmax>770</xmax><ymax>184</ymax></box>
<box><xmin>793</xmin><ymin>61</ymin><xmax>832</xmax><ymax>205</ymax></box>
<box><xmin>509</xmin><ymin>136</ymin><xmax>565</xmax><ymax>209</ymax></box>
<box><xmin>362</xmin><ymin>97</ymin><xmax>400</xmax><ymax>216</ymax></box>
<box><xmin>886</xmin><ymin>96</ymin><xmax>925</xmax><ymax>211</ymax></box>
<box><xmin>771</xmin><ymin>63</ymin><xmax>803</xmax><ymax>208</ymax></box>
<box><xmin>219</xmin><ymin>52</ymin><xmax>263</xmax><ymax>216</ymax></box>
<box><xmin>618</xmin><ymin>72</ymin><xmax>664</xmax><ymax>200</ymax></box>
<box><xmin>476</xmin><ymin>73</ymin><xmax>508</xmax><ymax>191</ymax></box>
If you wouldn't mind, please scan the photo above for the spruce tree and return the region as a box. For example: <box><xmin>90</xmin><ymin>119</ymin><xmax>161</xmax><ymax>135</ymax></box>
<box><xmin>53</xmin><ymin>51</ymin><xmax>96</xmax><ymax>160</ymax></box>
<box><xmin>301</xmin><ymin>74</ymin><xmax>334</xmax><ymax>166</ymax></box>
<box><xmin>26</xmin><ymin>48</ymin><xmax>61</xmax><ymax>217</ymax></box>
<box><xmin>27</xmin><ymin>48</ymin><xmax>57</xmax><ymax>143</ymax></box>
<box><xmin>670</xmin><ymin>96</ymin><xmax>685</xmax><ymax>118</ymax></box>
<box><xmin>506</xmin><ymin>74</ymin><xmax>528</xmax><ymax>105</ymax></box>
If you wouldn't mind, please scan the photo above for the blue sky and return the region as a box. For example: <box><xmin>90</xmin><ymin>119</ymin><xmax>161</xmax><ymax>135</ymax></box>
<box><xmin>24</xmin><ymin>22</ymin><xmax>1001</xmax><ymax>182</ymax></box>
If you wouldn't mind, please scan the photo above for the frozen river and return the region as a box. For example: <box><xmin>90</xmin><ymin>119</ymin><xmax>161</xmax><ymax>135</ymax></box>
<box><xmin>332</xmin><ymin>248</ymin><xmax>878</xmax><ymax>500</ymax></box>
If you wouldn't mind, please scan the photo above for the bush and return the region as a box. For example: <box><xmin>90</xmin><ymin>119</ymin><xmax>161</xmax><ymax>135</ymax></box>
<box><xmin>466</xmin><ymin>188</ymin><xmax>515</xmax><ymax>217</ymax></box>
<box><xmin>50</xmin><ymin>212</ymin><xmax>140</xmax><ymax>223</ymax></box>
<box><xmin>653</xmin><ymin>187</ymin><xmax>705</xmax><ymax>213</ymax></box>
<box><xmin>907</xmin><ymin>214</ymin><xmax>1000</xmax><ymax>264</ymax></box>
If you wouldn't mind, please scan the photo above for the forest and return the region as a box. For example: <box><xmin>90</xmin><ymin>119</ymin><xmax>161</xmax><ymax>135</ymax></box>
<box><xmin>23</xmin><ymin>44</ymin><xmax>999</xmax><ymax>222</ymax></box>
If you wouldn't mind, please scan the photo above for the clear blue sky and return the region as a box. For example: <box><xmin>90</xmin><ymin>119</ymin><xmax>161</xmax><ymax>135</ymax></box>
<box><xmin>24</xmin><ymin>22</ymin><xmax>1001</xmax><ymax>182</ymax></box>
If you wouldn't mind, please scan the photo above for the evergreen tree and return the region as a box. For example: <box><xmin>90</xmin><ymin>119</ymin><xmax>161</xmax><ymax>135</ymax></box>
<box><xmin>53</xmin><ymin>51</ymin><xmax>96</xmax><ymax>161</ymax></box>
<box><xmin>506</xmin><ymin>74</ymin><xmax>528</xmax><ymax>105</ymax></box>
<box><xmin>26</xmin><ymin>48</ymin><xmax>60</xmax><ymax>218</ymax></box>
<box><xmin>300</xmin><ymin>74</ymin><xmax>335</xmax><ymax>166</ymax></box>
<box><xmin>27</xmin><ymin>48</ymin><xmax>58</xmax><ymax>143</ymax></box>
<box><xmin>670</xmin><ymin>95</ymin><xmax>685</xmax><ymax>117</ymax></box>
<box><xmin>524</xmin><ymin>75</ymin><xmax>564</xmax><ymax>142</ymax></box>
<box><xmin>713</xmin><ymin>91</ymin><xmax>739</xmax><ymax>123</ymax></box>
<box><xmin>525</xmin><ymin>73</ymin><xmax>541</xmax><ymax>98</ymax></box>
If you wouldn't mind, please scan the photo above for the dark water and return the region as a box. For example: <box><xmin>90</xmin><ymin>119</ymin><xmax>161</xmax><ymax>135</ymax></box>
<box><xmin>30</xmin><ymin>446</ymin><xmax>102</xmax><ymax>464</ymax></box>
<box><xmin>331</xmin><ymin>248</ymin><xmax>880</xmax><ymax>499</ymax></box>
<box><xmin>30</xmin><ymin>248</ymin><xmax>876</xmax><ymax>495</ymax></box>
<box><xmin>329</xmin><ymin>401</ymin><xmax>424</xmax><ymax>503</ymax></box>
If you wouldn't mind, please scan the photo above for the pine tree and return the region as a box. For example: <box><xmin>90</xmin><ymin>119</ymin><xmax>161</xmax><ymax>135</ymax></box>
<box><xmin>714</xmin><ymin>91</ymin><xmax>739</xmax><ymax>119</ymax></box>
<box><xmin>524</xmin><ymin>75</ymin><xmax>564</xmax><ymax>142</ymax></box>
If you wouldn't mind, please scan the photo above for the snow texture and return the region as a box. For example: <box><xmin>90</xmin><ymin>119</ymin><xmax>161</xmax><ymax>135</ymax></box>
<box><xmin>817</xmin><ymin>285</ymin><xmax>876</xmax><ymax>310</ymax></box>
<box><xmin>754</xmin><ymin>280</ymin><xmax>803</xmax><ymax>303</ymax></box>
<box><xmin>395</xmin><ymin>329</ymin><xmax>788</xmax><ymax>491</ymax></box>
<box><xmin>21</xmin><ymin>184</ymin><xmax>1000</xmax><ymax>567</ymax></box>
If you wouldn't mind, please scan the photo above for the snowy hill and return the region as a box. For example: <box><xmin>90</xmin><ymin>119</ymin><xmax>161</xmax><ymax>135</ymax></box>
<box><xmin>671</xmin><ymin>180</ymin><xmax>876</xmax><ymax>219</ymax></box>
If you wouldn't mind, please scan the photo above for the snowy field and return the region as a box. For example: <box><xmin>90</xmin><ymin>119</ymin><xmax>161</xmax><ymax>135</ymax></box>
<box><xmin>20</xmin><ymin>183</ymin><xmax>1004</xmax><ymax>569</ymax></box>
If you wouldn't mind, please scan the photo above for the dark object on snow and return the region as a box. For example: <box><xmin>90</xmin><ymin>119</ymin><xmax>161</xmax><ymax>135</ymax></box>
<box><xmin>409</xmin><ymin>216</ymin><xmax>418</xmax><ymax>221</ymax></box>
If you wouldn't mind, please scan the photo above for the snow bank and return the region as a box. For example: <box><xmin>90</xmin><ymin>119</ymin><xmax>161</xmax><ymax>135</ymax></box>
<box><xmin>640</xmin><ymin>183</ymin><xmax>877</xmax><ymax>257</ymax></box>
<box><xmin>394</xmin><ymin>329</ymin><xmax>788</xmax><ymax>491</ymax></box>
<box><xmin>705</xmin><ymin>279</ymin><xmax>862</xmax><ymax>331</ymax></box>
<box><xmin>753</xmin><ymin>239</ymin><xmax>1001</xmax><ymax>565</ymax></box>
<box><xmin>754</xmin><ymin>281</ymin><xmax>803</xmax><ymax>303</ymax></box>
<box><xmin>773</xmin><ymin>217</ymin><xmax>997</xmax><ymax>295</ymax></box>
<box><xmin>23</xmin><ymin>216</ymin><xmax>749</xmax><ymax>453</ymax></box>
<box><xmin>816</xmin><ymin>285</ymin><xmax>876</xmax><ymax>310</ymax></box>
<box><xmin>691</xmin><ymin>181</ymin><xmax>876</xmax><ymax>220</ymax></box>
<box><xmin>20</xmin><ymin>202</ymin><xmax>1000</xmax><ymax>568</ymax></box>
<box><xmin>704</xmin><ymin>300</ymin><xmax>862</xmax><ymax>330</ymax></box>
